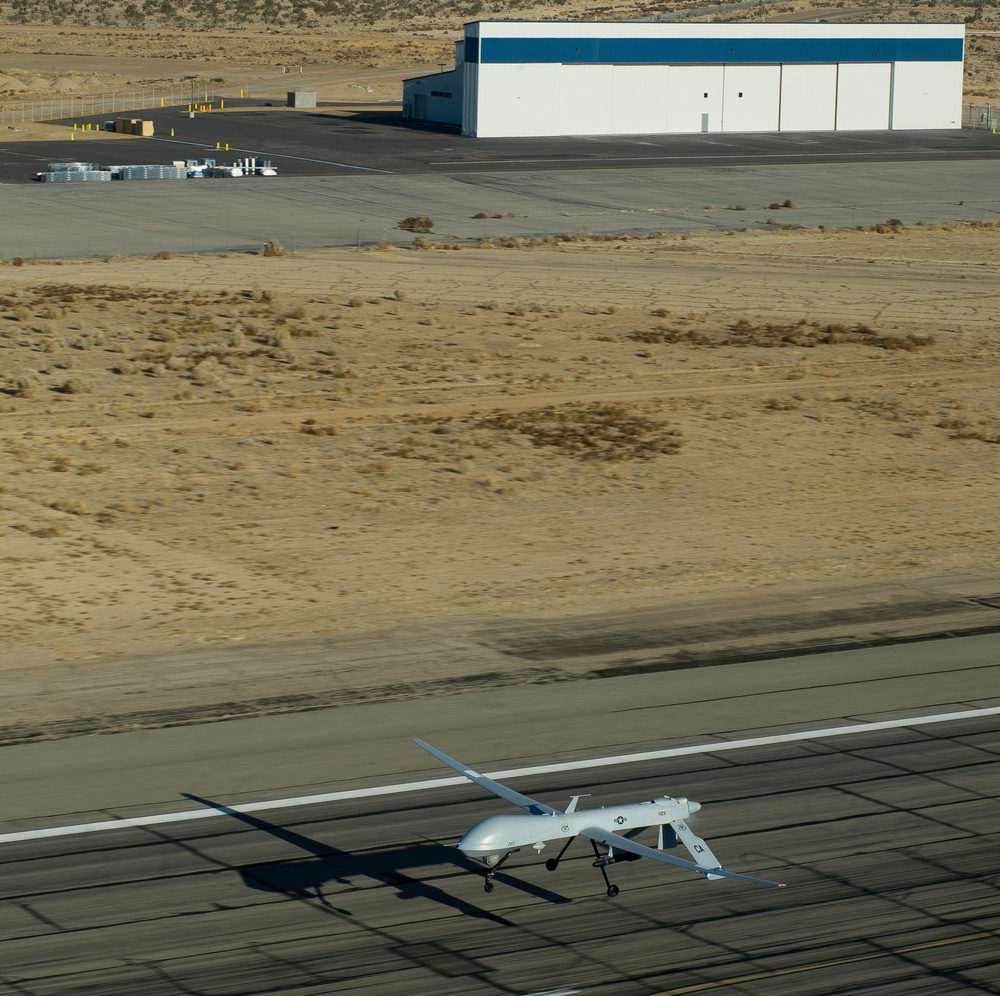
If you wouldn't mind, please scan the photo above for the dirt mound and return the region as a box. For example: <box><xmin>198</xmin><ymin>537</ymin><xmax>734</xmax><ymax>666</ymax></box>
<box><xmin>50</xmin><ymin>76</ymin><xmax>84</xmax><ymax>92</ymax></box>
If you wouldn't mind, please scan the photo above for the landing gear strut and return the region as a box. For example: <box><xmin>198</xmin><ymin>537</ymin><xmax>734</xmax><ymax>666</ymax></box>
<box><xmin>591</xmin><ymin>840</ymin><xmax>621</xmax><ymax>898</ymax></box>
<box><xmin>484</xmin><ymin>851</ymin><xmax>514</xmax><ymax>893</ymax></box>
<box><xmin>545</xmin><ymin>836</ymin><xmax>576</xmax><ymax>872</ymax></box>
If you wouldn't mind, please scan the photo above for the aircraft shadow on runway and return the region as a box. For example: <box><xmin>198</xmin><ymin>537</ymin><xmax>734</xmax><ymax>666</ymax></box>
<box><xmin>182</xmin><ymin>794</ymin><xmax>569</xmax><ymax>920</ymax></box>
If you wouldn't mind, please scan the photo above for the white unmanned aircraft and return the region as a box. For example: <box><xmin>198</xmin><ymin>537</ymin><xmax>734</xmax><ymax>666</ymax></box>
<box><xmin>414</xmin><ymin>738</ymin><xmax>784</xmax><ymax>897</ymax></box>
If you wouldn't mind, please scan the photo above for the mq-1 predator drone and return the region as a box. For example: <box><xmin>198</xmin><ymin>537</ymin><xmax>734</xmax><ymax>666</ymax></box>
<box><xmin>414</xmin><ymin>738</ymin><xmax>784</xmax><ymax>897</ymax></box>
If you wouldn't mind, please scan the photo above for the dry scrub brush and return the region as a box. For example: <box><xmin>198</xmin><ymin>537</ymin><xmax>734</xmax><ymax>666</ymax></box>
<box><xmin>630</xmin><ymin>319</ymin><xmax>936</xmax><ymax>351</ymax></box>
<box><xmin>476</xmin><ymin>402</ymin><xmax>682</xmax><ymax>462</ymax></box>
<box><xmin>398</xmin><ymin>216</ymin><xmax>433</xmax><ymax>233</ymax></box>
<box><xmin>0</xmin><ymin>0</ymin><xmax>542</xmax><ymax>29</ymax></box>
<box><xmin>0</xmin><ymin>280</ymin><xmax>354</xmax><ymax>409</ymax></box>
<box><xmin>937</xmin><ymin>417</ymin><xmax>1000</xmax><ymax>443</ymax></box>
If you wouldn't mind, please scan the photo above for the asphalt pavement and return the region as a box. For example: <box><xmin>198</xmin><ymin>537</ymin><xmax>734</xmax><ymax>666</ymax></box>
<box><xmin>1</xmin><ymin>633</ymin><xmax>998</xmax><ymax>994</ymax></box>
<box><xmin>3</xmin><ymin>104</ymin><xmax>1000</xmax><ymax>183</ymax></box>
<box><xmin>0</xmin><ymin>105</ymin><xmax>999</xmax><ymax>258</ymax></box>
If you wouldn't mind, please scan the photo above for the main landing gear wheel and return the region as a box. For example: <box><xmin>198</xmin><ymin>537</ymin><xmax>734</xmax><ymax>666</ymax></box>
<box><xmin>545</xmin><ymin>858</ymin><xmax>559</xmax><ymax>872</ymax></box>
<box><xmin>484</xmin><ymin>880</ymin><xmax>495</xmax><ymax>894</ymax></box>
<box><xmin>607</xmin><ymin>885</ymin><xmax>620</xmax><ymax>898</ymax></box>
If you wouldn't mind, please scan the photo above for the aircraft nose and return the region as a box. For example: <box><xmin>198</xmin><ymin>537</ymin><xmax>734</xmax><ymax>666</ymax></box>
<box><xmin>688</xmin><ymin>800</ymin><xmax>701</xmax><ymax>815</ymax></box>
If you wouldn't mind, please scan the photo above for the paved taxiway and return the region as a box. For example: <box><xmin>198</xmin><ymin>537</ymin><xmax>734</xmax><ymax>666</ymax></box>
<box><xmin>0</xmin><ymin>105</ymin><xmax>998</xmax><ymax>257</ymax></box>
<box><xmin>1</xmin><ymin>158</ymin><xmax>999</xmax><ymax>260</ymax></box>
<box><xmin>1</xmin><ymin>633</ymin><xmax>998</xmax><ymax>994</ymax></box>
<box><xmin>4</xmin><ymin>107</ymin><xmax>1000</xmax><ymax>184</ymax></box>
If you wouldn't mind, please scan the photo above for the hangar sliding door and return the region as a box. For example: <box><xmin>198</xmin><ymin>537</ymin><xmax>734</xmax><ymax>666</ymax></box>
<box><xmin>836</xmin><ymin>63</ymin><xmax>891</xmax><ymax>130</ymax></box>
<box><xmin>665</xmin><ymin>65</ymin><xmax>724</xmax><ymax>133</ymax></box>
<box><xmin>721</xmin><ymin>65</ymin><xmax>780</xmax><ymax>132</ymax></box>
<box><xmin>556</xmin><ymin>64</ymin><xmax>614</xmax><ymax>136</ymax></box>
<box><xmin>891</xmin><ymin>60</ymin><xmax>963</xmax><ymax>129</ymax></box>
<box><xmin>610</xmin><ymin>66</ymin><xmax>676</xmax><ymax>134</ymax></box>
<box><xmin>779</xmin><ymin>64</ymin><xmax>837</xmax><ymax>131</ymax></box>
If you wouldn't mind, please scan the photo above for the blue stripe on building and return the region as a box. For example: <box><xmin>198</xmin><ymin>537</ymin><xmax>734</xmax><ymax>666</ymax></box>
<box><xmin>465</xmin><ymin>36</ymin><xmax>961</xmax><ymax>65</ymax></box>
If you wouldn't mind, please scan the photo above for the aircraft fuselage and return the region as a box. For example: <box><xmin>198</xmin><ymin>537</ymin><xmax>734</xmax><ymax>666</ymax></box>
<box><xmin>458</xmin><ymin>796</ymin><xmax>700</xmax><ymax>860</ymax></box>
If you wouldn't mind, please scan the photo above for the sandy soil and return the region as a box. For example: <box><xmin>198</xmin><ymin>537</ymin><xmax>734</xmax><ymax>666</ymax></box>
<box><xmin>0</xmin><ymin>22</ymin><xmax>452</xmax><ymax>108</ymax></box>
<box><xmin>1</xmin><ymin>224</ymin><xmax>998</xmax><ymax>684</ymax></box>
<box><xmin>1</xmin><ymin>1</ymin><xmax>997</xmax><ymax>106</ymax></box>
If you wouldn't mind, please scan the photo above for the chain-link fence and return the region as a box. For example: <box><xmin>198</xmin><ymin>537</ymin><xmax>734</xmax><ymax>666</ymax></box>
<box><xmin>0</xmin><ymin>85</ymin><xmax>217</xmax><ymax>128</ymax></box>
<box><xmin>965</xmin><ymin>103</ymin><xmax>997</xmax><ymax>130</ymax></box>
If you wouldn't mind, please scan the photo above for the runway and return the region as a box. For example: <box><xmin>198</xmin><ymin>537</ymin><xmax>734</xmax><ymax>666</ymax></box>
<box><xmin>1</xmin><ymin>633</ymin><xmax>998</xmax><ymax>994</ymax></box>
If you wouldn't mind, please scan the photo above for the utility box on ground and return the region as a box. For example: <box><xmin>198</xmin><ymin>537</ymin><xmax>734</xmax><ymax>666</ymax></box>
<box><xmin>114</xmin><ymin>118</ymin><xmax>154</xmax><ymax>135</ymax></box>
<box><xmin>287</xmin><ymin>91</ymin><xmax>317</xmax><ymax>108</ymax></box>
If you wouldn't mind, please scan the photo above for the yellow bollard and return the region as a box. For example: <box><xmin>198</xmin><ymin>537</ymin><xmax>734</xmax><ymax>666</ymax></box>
<box><xmin>216</xmin><ymin>141</ymin><xmax>220</xmax><ymax>149</ymax></box>
<box><xmin>240</xmin><ymin>89</ymin><xmax>244</xmax><ymax>98</ymax></box>
<box><xmin>171</xmin><ymin>127</ymin><xmax>175</xmax><ymax>137</ymax></box>
<box><xmin>160</xmin><ymin>98</ymin><xmax>164</xmax><ymax>107</ymax></box>
<box><xmin>225</xmin><ymin>143</ymin><xmax>229</xmax><ymax>151</ymax></box>
<box><xmin>73</xmin><ymin>122</ymin><xmax>77</xmax><ymax>130</ymax></box>
<box><xmin>220</xmin><ymin>100</ymin><xmax>224</xmax><ymax>110</ymax></box>
<box><xmin>71</xmin><ymin>131</ymin><xmax>75</xmax><ymax>141</ymax></box>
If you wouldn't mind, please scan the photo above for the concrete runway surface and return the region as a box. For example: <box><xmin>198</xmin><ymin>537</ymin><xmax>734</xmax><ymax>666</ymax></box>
<box><xmin>1</xmin><ymin>632</ymin><xmax>998</xmax><ymax>994</ymax></box>
<box><xmin>0</xmin><ymin>108</ymin><xmax>998</xmax><ymax>258</ymax></box>
<box><xmin>0</xmin><ymin>158</ymin><xmax>997</xmax><ymax>261</ymax></box>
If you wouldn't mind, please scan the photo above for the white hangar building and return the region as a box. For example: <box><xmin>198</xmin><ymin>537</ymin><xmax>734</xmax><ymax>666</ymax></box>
<box><xmin>403</xmin><ymin>21</ymin><xmax>965</xmax><ymax>138</ymax></box>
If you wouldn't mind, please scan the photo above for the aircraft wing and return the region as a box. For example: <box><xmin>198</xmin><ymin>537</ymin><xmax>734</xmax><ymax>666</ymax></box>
<box><xmin>412</xmin><ymin>738</ymin><xmax>561</xmax><ymax>816</ymax></box>
<box><xmin>579</xmin><ymin>826</ymin><xmax>784</xmax><ymax>887</ymax></box>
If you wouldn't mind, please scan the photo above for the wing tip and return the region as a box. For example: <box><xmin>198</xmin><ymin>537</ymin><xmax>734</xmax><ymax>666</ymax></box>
<box><xmin>711</xmin><ymin>865</ymin><xmax>785</xmax><ymax>887</ymax></box>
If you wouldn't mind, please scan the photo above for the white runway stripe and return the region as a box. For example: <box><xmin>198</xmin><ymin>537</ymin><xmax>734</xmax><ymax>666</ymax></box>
<box><xmin>2</xmin><ymin>706</ymin><xmax>997</xmax><ymax>845</ymax></box>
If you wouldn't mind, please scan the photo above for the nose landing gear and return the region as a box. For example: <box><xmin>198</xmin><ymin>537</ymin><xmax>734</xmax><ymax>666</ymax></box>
<box><xmin>483</xmin><ymin>851</ymin><xmax>514</xmax><ymax>893</ymax></box>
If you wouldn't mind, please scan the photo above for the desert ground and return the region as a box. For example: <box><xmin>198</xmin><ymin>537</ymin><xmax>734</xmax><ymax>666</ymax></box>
<box><xmin>1</xmin><ymin>2</ymin><xmax>999</xmax><ymax>733</ymax></box>
<box><xmin>1</xmin><ymin>224</ymin><xmax>998</xmax><ymax>706</ymax></box>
